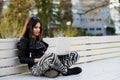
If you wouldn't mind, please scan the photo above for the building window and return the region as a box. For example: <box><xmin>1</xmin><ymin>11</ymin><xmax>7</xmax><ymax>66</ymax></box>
<box><xmin>96</xmin><ymin>18</ymin><xmax>102</xmax><ymax>21</ymax></box>
<box><xmin>89</xmin><ymin>28</ymin><xmax>94</xmax><ymax>31</ymax></box>
<box><xmin>90</xmin><ymin>18</ymin><xmax>94</xmax><ymax>21</ymax></box>
<box><xmin>84</xmin><ymin>28</ymin><xmax>88</xmax><ymax>31</ymax></box>
<box><xmin>96</xmin><ymin>33</ymin><xmax>103</xmax><ymax>36</ymax></box>
<box><xmin>96</xmin><ymin>28</ymin><xmax>101</xmax><ymax>31</ymax></box>
<box><xmin>81</xmin><ymin>19</ymin><xmax>85</xmax><ymax>21</ymax></box>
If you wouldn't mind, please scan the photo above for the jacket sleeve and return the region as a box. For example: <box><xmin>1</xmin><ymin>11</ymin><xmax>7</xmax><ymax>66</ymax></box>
<box><xmin>17</xmin><ymin>37</ymin><xmax>34</xmax><ymax>65</ymax></box>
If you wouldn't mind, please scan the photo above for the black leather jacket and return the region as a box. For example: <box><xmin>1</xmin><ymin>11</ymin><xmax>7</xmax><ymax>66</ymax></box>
<box><xmin>17</xmin><ymin>37</ymin><xmax>49</xmax><ymax>69</ymax></box>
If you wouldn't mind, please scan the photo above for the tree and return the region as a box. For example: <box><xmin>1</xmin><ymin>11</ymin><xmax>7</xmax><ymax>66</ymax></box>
<box><xmin>77</xmin><ymin>0</ymin><xmax>110</xmax><ymax>15</ymax></box>
<box><xmin>59</xmin><ymin>0</ymin><xmax>72</xmax><ymax>23</ymax></box>
<box><xmin>57</xmin><ymin>0</ymin><xmax>73</xmax><ymax>36</ymax></box>
<box><xmin>0</xmin><ymin>0</ymin><xmax>33</xmax><ymax>38</ymax></box>
<box><xmin>74</xmin><ymin>0</ymin><xmax>118</xmax><ymax>16</ymax></box>
<box><xmin>0</xmin><ymin>0</ymin><xmax>3</xmax><ymax>13</ymax></box>
<box><xmin>33</xmin><ymin>0</ymin><xmax>54</xmax><ymax>37</ymax></box>
<box><xmin>0</xmin><ymin>0</ymin><xmax>3</xmax><ymax>19</ymax></box>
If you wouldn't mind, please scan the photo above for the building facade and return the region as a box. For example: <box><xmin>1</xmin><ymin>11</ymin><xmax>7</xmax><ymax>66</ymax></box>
<box><xmin>72</xmin><ymin>0</ymin><xmax>115</xmax><ymax>35</ymax></box>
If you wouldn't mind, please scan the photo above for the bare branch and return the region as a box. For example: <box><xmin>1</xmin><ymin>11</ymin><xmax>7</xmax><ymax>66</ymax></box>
<box><xmin>78</xmin><ymin>0</ymin><xmax>111</xmax><ymax>15</ymax></box>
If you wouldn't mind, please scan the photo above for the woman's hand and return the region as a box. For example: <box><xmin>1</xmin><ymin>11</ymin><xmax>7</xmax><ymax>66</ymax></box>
<box><xmin>34</xmin><ymin>58</ymin><xmax>40</xmax><ymax>63</ymax></box>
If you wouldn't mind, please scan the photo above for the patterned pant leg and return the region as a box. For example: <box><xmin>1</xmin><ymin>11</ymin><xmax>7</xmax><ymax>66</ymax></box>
<box><xmin>31</xmin><ymin>53</ymin><xmax>67</xmax><ymax>76</ymax></box>
<box><xmin>58</xmin><ymin>51</ymin><xmax>79</xmax><ymax>68</ymax></box>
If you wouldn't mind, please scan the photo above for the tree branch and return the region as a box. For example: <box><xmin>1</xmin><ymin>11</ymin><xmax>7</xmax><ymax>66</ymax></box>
<box><xmin>78</xmin><ymin>0</ymin><xmax>111</xmax><ymax>15</ymax></box>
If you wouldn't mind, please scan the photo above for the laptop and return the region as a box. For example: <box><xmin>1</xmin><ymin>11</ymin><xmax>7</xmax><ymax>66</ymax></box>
<box><xmin>55</xmin><ymin>37</ymin><xmax>70</xmax><ymax>55</ymax></box>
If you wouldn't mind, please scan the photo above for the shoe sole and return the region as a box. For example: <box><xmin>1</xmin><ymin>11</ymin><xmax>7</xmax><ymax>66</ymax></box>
<box><xmin>44</xmin><ymin>70</ymin><xmax>59</xmax><ymax>78</ymax></box>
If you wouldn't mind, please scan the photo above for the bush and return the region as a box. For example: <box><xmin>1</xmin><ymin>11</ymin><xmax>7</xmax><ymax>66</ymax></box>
<box><xmin>0</xmin><ymin>15</ymin><xmax>23</xmax><ymax>38</ymax></box>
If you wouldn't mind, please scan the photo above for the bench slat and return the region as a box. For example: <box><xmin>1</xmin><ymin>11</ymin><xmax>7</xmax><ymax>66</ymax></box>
<box><xmin>0</xmin><ymin>57</ymin><xmax>20</xmax><ymax>67</ymax></box>
<box><xmin>0</xmin><ymin>65</ymin><xmax>29</xmax><ymax>77</ymax></box>
<box><xmin>78</xmin><ymin>47</ymin><xmax>120</xmax><ymax>56</ymax></box>
<box><xmin>0</xmin><ymin>49</ymin><xmax>17</xmax><ymax>59</ymax></box>
<box><xmin>0</xmin><ymin>42</ymin><xmax>17</xmax><ymax>50</ymax></box>
<box><xmin>70</xmin><ymin>37</ymin><xmax>120</xmax><ymax>44</ymax></box>
<box><xmin>70</xmin><ymin>36</ymin><xmax>120</xmax><ymax>43</ymax></box>
<box><xmin>77</xmin><ymin>52</ymin><xmax>120</xmax><ymax>63</ymax></box>
<box><xmin>71</xmin><ymin>42</ymin><xmax>120</xmax><ymax>51</ymax></box>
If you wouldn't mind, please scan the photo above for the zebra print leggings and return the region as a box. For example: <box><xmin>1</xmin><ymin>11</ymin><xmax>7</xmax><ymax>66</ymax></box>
<box><xmin>31</xmin><ymin>52</ymin><xmax>79</xmax><ymax>76</ymax></box>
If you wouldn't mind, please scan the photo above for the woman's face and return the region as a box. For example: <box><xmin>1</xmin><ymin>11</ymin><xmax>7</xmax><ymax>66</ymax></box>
<box><xmin>33</xmin><ymin>22</ymin><xmax>41</xmax><ymax>36</ymax></box>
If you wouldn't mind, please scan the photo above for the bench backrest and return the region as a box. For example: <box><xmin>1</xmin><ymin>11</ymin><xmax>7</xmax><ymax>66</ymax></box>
<box><xmin>0</xmin><ymin>36</ymin><xmax>120</xmax><ymax>77</ymax></box>
<box><xmin>0</xmin><ymin>39</ymin><xmax>28</xmax><ymax>77</ymax></box>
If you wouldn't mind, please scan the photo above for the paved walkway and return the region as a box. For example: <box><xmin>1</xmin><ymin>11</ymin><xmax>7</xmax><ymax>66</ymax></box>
<box><xmin>0</xmin><ymin>57</ymin><xmax>120</xmax><ymax>80</ymax></box>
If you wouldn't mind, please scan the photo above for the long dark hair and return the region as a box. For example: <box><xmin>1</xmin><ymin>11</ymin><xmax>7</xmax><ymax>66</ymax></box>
<box><xmin>20</xmin><ymin>16</ymin><xmax>43</xmax><ymax>42</ymax></box>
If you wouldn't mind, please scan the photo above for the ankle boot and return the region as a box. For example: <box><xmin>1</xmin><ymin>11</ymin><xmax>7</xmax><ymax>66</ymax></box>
<box><xmin>62</xmin><ymin>67</ymin><xmax>82</xmax><ymax>76</ymax></box>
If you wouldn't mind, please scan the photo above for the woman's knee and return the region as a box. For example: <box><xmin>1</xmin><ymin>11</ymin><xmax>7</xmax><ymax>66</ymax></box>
<box><xmin>47</xmin><ymin>53</ymin><xmax>57</xmax><ymax>59</ymax></box>
<box><xmin>45</xmin><ymin>53</ymin><xmax>58</xmax><ymax>62</ymax></box>
<box><xmin>70</xmin><ymin>51</ymin><xmax>79</xmax><ymax>58</ymax></box>
<box><xmin>70</xmin><ymin>51</ymin><xmax>78</xmax><ymax>55</ymax></box>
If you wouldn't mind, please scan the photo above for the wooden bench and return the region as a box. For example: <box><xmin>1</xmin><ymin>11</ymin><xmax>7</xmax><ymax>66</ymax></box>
<box><xmin>0</xmin><ymin>36</ymin><xmax>120</xmax><ymax>77</ymax></box>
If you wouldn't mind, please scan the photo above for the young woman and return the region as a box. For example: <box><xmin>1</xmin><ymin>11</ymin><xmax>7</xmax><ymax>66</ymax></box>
<box><xmin>17</xmin><ymin>16</ymin><xmax>82</xmax><ymax>78</ymax></box>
